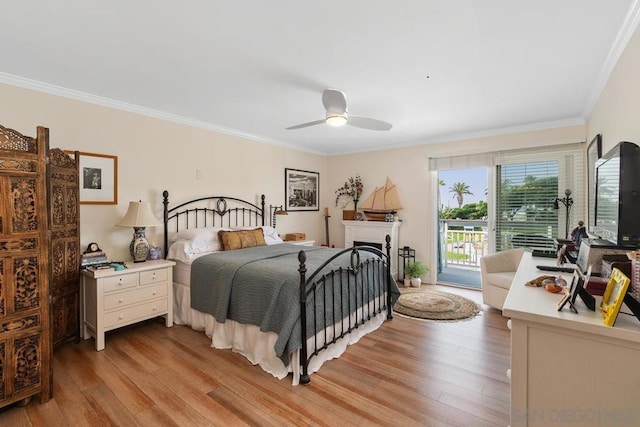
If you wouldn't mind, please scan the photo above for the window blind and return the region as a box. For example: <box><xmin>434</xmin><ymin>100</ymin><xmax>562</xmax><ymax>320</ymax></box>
<box><xmin>428</xmin><ymin>153</ymin><xmax>494</xmax><ymax>171</ymax></box>
<box><xmin>494</xmin><ymin>143</ymin><xmax>585</xmax><ymax>252</ymax></box>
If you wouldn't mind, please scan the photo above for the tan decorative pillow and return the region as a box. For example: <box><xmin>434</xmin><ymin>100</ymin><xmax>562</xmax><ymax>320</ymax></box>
<box><xmin>218</xmin><ymin>228</ymin><xmax>266</xmax><ymax>250</ymax></box>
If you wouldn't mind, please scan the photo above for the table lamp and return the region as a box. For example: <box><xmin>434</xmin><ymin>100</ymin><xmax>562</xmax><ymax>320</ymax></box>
<box><xmin>116</xmin><ymin>200</ymin><xmax>160</xmax><ymax>262</ymax></box>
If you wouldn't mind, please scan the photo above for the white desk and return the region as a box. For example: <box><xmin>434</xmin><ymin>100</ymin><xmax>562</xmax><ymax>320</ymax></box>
<box><xmin>504</xmin><ymin>252</ymin><xmax>640</xmax><ymax>426</ymax></box>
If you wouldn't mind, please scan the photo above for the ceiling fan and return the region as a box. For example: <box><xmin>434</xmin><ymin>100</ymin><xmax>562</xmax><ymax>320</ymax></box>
<box><xmin>286</xmin><ymin>89</ymin><xmax>392</xmax><ymax>131</ymax></box>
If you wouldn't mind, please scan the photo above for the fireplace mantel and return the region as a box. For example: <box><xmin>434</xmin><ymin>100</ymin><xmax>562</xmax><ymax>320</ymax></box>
<box><xmin>342</xmin><ymin>220</ymin><xmax>402</xmax><ymax>279</ymax></box>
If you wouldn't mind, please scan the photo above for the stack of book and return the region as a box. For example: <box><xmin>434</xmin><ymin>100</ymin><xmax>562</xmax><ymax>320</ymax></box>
<box><xmin>81</xmin><ymin>251</ymin><xmax>110</xmax><ymax>270</ymax></box>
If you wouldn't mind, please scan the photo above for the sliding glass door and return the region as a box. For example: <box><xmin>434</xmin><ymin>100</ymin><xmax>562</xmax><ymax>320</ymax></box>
<box><xmin>437</xmin><ymin>167</ymin><xmax>488</xmax><ymax>288</ymax></box>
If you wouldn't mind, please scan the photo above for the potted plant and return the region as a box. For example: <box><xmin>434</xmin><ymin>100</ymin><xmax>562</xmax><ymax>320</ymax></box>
<box><xmin>335</xmin><ymin>174</ymin><xmax>363</xmax><ymax>219</ymax></box>
<box><xmin>405</xmin><ymin>261</ymin><xmax>428</xmax><ymax>287</ymax></box>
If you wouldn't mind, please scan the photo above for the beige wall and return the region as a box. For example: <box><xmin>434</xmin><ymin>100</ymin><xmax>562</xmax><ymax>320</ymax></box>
<box><xmin>0</xmin><ymin>83</ymin><xmax>327</xmax><ymax>261</ymax></box>
<box><xmin>0</xmin><ymin>82</ymin><xmax>589</xmax><ymax>281</ymax></box>
<box><xmin>326</xmin><ymin>20</ymin><xmax>640</xmax><ymax>284</ymax></box>
<box><xmin>4</xmin><ymin>24</ymin><xmax>637</xmax><ymax>287</ymax></box>
<box><xmin>327</xmin><ymin>125</ymin><xmax>585</xmax><ymax>284</ymax></box>
<box><xmin>588</xmin><ymin>23</ymin><xmax>640</xmax><ymax>154</ymax></box>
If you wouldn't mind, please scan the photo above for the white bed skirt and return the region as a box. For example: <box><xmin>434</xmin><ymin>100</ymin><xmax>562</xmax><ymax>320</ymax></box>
<box><xmin>173</xmin><ymin>281</ymin><xmax>387</xmax><ymax>385</ymax></box>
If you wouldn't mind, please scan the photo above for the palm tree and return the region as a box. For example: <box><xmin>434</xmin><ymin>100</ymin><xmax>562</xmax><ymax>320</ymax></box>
<box><xmin>449</xmin><ymin>182</ymin><xmax>473</xmax><ymax>208</ymax></box>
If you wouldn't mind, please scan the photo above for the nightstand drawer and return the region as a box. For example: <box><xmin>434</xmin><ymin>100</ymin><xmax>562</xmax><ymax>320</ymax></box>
<box><xmin>103</xmin><ymin>283</ymin><xmax>168</xmax><ymax>310</ymax></box>
<box><xmin>140</xmin><ymin>268</ymin><xmax>168</xmax><ymax>285</ymax></box>
<box><xmin>103</xmin><ymin>273</ymin><xmax>139</xmax><ymax>292</ymax></box>
<box><xmin>104</xmin><ymin>299</ymin><xmax>169</xmax><ymax>328</ymax></box>
<box><xmin>81</xmin><ymin>259</ymin><xmax>175</xmax><ymax>350</ymax></box>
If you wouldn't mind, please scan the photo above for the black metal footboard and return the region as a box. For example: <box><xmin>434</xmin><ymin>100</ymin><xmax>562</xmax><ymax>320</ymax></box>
<box><xmin>297</xmin><ymin>235</ymin><xmax>393</xmax><ymax>385</ymax></box>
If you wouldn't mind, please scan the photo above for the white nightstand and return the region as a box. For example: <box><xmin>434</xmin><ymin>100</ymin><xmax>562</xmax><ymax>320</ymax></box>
<box><xmin>81</xmin><ymin>259</ymin><xmax>175</xmax><ymax>351</ymax></box>
<box><xmin>286</xmin><ymin>240</ymin><xmax>315</xmax><ymax>246</ymax></box>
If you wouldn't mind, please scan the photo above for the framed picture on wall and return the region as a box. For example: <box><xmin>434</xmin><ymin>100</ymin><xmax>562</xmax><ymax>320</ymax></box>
<box><xmin>284</xmin><ymin>168</ymin><xmax>319</xmax><ymax>211</ymax></box>
<box><xmin>65</xmin><ymin>151</ymin><xmax>118</xmax><ymax>204</ymax></box>
<box><xmin>587</xmin><ymin>134</ymin><xmax>602</xmax><ymax>230</ymax></box>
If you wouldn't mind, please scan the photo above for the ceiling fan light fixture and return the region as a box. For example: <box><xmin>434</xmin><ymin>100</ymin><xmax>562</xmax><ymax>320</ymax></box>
<box><xmin>286</xmin><ymin>89</ymin><xmax>391</xmax><ymax>131</ymax></box>
<box><xmin>326</xmin><ymin>114</ymin><xmax>348</xmax><ymax>127</ymax></box>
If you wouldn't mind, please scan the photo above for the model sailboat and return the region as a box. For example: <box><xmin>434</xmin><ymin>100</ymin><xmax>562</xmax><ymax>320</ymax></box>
<box><xmin>358</xmin><ymin>177</ymin><xmax>403</xmax><ymax>221</ymax></box>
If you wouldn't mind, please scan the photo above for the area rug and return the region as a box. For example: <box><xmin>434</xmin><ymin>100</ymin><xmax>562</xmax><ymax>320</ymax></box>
<box><xmin>393</xmin><ymin>289</ymin><xmax>481</xmax><ymax>322</ymax></box>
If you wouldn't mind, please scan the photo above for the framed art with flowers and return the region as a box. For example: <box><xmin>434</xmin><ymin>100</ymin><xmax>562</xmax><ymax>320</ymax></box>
<box><xmin>285</xmin><ymin>168</ymin><xmax>319</xmax><ymax>211</ymax></box>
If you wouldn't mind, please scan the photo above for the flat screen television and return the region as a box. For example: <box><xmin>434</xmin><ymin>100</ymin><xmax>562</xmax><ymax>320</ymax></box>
<box><xmin>592</xmin><ymin>141</ymin><xmax>640</xmax><ymax>246</ymax></box>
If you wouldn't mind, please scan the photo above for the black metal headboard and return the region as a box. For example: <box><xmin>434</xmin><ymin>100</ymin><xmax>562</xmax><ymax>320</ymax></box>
<box><xmin>162</xmin><ymin>190</ymin><xmax>266</xmax><ymax>258</ymax></box>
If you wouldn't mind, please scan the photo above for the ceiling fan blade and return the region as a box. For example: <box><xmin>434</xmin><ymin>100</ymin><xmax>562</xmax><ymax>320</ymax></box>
<box><xmin>286</xmin><ymin>119</ymin><xmax>326</xmax><ymax>130</ymax></box>
<box><xmin>322</xmin><ymin>89</ymin><xmax>347</xmax><ymax>115</ymax></box>
<box><xmin>348</xmin><ymin>115</ymin><xmax>393</xmax><ymax>131</ymax></box>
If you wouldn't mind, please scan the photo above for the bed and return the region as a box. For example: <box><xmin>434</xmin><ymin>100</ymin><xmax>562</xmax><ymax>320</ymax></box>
<box><xmin>162</xmin><ymin>191</ymin><xmax>399</xmax><ymax>384</ymax></box>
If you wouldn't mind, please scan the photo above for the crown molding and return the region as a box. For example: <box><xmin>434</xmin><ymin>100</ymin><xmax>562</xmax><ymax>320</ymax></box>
<box><xmin>329</xmin><ymin>117</ymin><xmax>586</xmax><ymax>156</ymax></box>
<box><xmin>0</xmin><ymin>72</ymin><xmax>325</xmax><ymax>156</ymax></box>
<box><xmin>424</xmin><ymin>118</ymin><xmax>586</xmax><ymax>145</ymax></box>
<box><xmin>0</xmin><ymin>72</ymin><xmax>587</xmax><ymax>157</ymax></box>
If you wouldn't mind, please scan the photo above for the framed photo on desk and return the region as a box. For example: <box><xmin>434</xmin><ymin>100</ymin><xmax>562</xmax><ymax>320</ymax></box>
<box><xmin>558</xmin><ymin>271</ymin><xmax>578</xmax><ymax>313</ymax></box>
<box><xmin>569</xmin><ymin>265</ymin><xmax>595</xmax><ymax>311</ymax></box>
<box><xmin>600</xmin><ymin>268</ymin><xmax>631</xmax><ymax>326</ymax></box>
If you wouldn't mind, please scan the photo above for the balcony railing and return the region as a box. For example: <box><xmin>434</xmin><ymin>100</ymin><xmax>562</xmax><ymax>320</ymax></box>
<box><xmin>441</xmin><ymin>219</ymin><xmax>488</xmax><ymax>269</ymax></box>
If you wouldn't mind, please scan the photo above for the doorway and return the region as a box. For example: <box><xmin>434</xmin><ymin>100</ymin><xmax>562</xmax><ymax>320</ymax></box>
<box><xmin>436</xmin><ymin>167</ymin><xmax>489</xmax><ymax>288</ymax></box>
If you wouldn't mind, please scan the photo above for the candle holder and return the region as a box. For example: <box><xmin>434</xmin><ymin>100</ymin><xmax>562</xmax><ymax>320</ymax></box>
<box><xmin>554</xmin><ymin>189</ymin><xmax>574</xmax><ymax>239</ymax></box>
<box><xmin>398</xmin><ymin>246</ymin><xmax>415</xmax><ymax>280</ymax></box>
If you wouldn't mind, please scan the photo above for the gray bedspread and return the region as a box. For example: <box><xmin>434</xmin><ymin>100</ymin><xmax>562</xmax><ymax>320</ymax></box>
<box><xmin>190</xmin><ymin>243</ymin><xmax>399</xmax><ymax>364</ymax></box>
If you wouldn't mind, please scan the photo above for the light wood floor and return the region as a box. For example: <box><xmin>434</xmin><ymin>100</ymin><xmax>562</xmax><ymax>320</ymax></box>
<box><xmin>0</xmin><ymin>285</ymin><xmax>511</xmax><ymax>426</ymax></box>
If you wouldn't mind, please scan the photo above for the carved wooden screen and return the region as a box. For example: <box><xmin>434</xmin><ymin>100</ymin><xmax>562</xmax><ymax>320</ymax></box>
<box><xmin>48</xmin><ymin>148</ymin><xmax>80</xmax><ymax>348</ymax></box>
<box><xmin>0</xmin><ymin>125</ymin><xmax>52</xmax><ymax>406</ymax></box>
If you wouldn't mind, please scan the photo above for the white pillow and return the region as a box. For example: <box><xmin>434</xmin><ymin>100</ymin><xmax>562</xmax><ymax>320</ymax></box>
<box><xmin>169</xmin><ymin>227</ymin><xmax>221</xmax><ymax>244</ymax></box>
<box><xmin>168</xmin><ymin>225</ymin><xmax>282</xmax><ymax>254</ymax></box>
<box><xmin>169</xmin><ymin>227</ymin><xmax>225</xmax><ymax>253</ymax></box>
<box><xmin>261</xmin><ymin>226</ymin><xmax>284</xmax><ymax>245</ymax></box>
<box><xmin>167</xmin><ymin>240</ymin><xmax>219</xmax><ymax>263</ymax></box>
<box><xmin>167</xmin><ymin>241</ymin><xmax>195</xmax><ymax>263</ymax></box>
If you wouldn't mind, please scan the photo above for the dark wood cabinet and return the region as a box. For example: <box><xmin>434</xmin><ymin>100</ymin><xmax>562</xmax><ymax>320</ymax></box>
<box><xmin>47</xmin><ymin>148</ymin><xmax>80</xmax><ymax>348</ymax></box>
<box><xmin>0</xmin><ymin>125</ymin><xmax>52</xmax><ymax>406</ymax></box>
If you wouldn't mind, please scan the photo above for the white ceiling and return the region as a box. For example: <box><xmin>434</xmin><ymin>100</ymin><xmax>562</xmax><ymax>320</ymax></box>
<box><xmin>1</xmin><ymin>1</ymin><xmax>638</xmax><ymax>155</ymax></box>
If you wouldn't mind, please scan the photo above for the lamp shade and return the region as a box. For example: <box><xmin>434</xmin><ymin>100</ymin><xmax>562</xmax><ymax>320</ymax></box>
<box><xmin>116</xmin><ymin>201</ymin><xmax>160</xmax><ymax>227</ymax></box>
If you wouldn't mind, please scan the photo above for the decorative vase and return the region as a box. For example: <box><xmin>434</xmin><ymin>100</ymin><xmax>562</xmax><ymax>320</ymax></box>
<box><xmin>130</xmin><ymin>226</ymin><xmax>150</xmax><ymax>263</ymax></box>
<box><xmin>410</xmin><ymin>277</ymin><xmax>422</xmax><ymax>287</ymax></box>
<box><xmin>354</xmin><ymin>199</ymin><xmax>359</xmax><ymax>212</ymax></box>
<box><xmin>404</xmin><ymin>277</ymin><xmax>411</xmax><ymax>287</ymax></box>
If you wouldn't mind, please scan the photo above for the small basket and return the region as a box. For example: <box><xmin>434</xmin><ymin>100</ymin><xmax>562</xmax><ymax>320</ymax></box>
<box><xmin>342</xmin><ymin>210</ymin><xmax>356</xmax><ymax>220</ymax></box>
<box><xmin>601</xmin><ymin>254</ymin><xmax>632</xmax><ymax>280</ymax></box>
